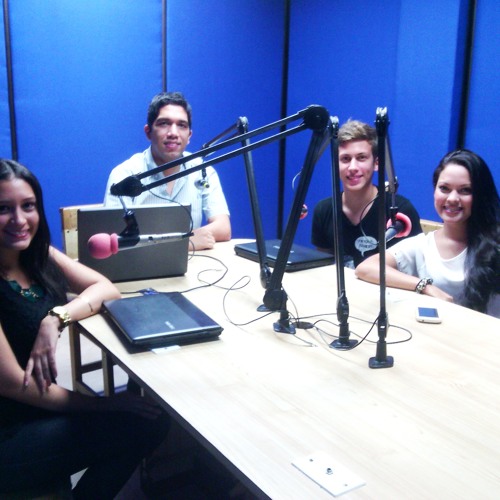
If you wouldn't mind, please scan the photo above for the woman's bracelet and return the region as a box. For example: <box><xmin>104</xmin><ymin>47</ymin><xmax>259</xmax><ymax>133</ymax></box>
<box><xmin>75</xmin><ymin>295</ymin><xmax>94</xmax><ymax>313</ymax></box>
<box><xmin>415</xmin><ymin>277</ymin><xmax>433</xmax><ymax>294</ymax></box>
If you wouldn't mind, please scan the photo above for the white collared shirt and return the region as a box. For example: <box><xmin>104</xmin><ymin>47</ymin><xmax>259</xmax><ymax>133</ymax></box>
<box><xmin>103</xmin><ymin>147</ymin><xmax>229</xmax><ymax>229</ymax></box>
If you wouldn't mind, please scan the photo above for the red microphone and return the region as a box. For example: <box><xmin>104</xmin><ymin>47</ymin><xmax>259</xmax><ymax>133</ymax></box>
<box><xmin>88</xmin><ymin>233</ymin><xmax>120</xmax><ymax>259</ymax></box>
<box><xmin>300</xmin><ymin>204</ymin><xmax>308</xmax><ymax>220</ymax></box>
<box><xmin>385</xmin><ymin>213</ymin><xmax>412</xmax><ymax>242</ymax></box>
<box><xmin>87</xmin><ymin>231</ymin><xmax>190</xmax><ymax>259</ymax></box>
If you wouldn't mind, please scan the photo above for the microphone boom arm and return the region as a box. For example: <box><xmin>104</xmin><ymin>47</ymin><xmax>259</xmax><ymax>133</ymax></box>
<box><xmin>263</xmin><ymin>120</ymin><xmax>332</xmax><ymax>333</ymax></box>
<box><xmin>109</xmin><ymin>105</ymin><xmax>333</xmax><ymax>334</ymax></box>
<box><xmin>110</xmin><ymin>106</ymin><xmax>326</xmax><ymax>198</ymax></box>
<box><xmin>119</xmin><ymin>208</ymin><xmax>140</xmax><ymax>240</ymax></box>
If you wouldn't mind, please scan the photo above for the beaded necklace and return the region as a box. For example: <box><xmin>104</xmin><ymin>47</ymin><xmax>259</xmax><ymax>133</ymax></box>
<box><xmin>7</xmin><ymin>280</ymin><xmax>44</xmax><ymax>302</ymax></box>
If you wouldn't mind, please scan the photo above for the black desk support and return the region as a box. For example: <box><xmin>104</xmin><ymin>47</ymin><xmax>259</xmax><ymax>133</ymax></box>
<box><xmin>369</xmin><ymin>107</ymin><xmax>394</xmax><ymax>369</ymax></box>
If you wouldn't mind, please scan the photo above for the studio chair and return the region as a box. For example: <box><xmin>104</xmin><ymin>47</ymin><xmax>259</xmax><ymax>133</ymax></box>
<box><xmin>59</xmin><ymin>204</ymin><xmax>116</xmax><ymax>396</ymax></box>
<box><xmin>420</xmin><ymin>218</ymin><xmax>443</xmax><ymax>234</ymax></box>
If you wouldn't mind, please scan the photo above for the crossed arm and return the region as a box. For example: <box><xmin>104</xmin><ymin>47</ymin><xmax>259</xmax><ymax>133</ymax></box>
<box><xmin>1</xmin><ymin>245</ymin><xmax>165</xmax><ymax>416</ymax></box>
<box><xmin>0</xmin><ymin>323</ymin><xmax>161</xmax><ymax>418</ymax></box>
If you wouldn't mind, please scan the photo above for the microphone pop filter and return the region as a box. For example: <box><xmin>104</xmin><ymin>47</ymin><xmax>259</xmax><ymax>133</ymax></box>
<box><xmin>88</xmin><ymin>233</ymin><xmax>119</xmax><ymax>259</ymax></box>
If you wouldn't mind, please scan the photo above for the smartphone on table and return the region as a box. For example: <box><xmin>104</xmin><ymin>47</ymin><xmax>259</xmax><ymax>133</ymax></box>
<box><xmin>416</xmin><ymin>306</ymin><xmax>441</xmax><ymax>324</ymax></box>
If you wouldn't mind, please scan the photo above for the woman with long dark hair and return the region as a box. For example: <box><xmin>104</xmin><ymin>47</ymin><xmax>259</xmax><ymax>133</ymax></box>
<box><xmin>355</xmin><ymin>149</ymin><xmax>500</xmax><ymax>317</ymax></box>
<box><xmin>0</xmin><ymin>159</ymin><xmax>168</xmax><ymax>497</ymax></box>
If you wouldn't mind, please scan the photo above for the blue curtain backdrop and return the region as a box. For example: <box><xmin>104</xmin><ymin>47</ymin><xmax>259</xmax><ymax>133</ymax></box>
<box><xmin>0</xmin><ymin>0</ymin><xmax>498</xmax><ymax>249</ymax></box>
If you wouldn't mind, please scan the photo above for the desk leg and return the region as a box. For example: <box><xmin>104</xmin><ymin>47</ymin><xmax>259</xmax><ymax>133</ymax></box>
<box><xmin>68</xmin><ymin>325</ymin><xmax>82</xmax><ymax>392</ymax></box>
<box><xmin>102</xmin><ymin>353</ymin><xmax>115</xmax><ymax>396</ymax></box>
<box><xmin>69</xmin><ymin>323</ymin><xmax>113</xmax><ymax>396</ymax></box>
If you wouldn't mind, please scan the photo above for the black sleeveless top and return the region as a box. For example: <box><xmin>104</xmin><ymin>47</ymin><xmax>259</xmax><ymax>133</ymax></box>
<box><xmin>0</xmin><ymin>278</ymin><xmax>60</xmax><ymax>427</ymax></box>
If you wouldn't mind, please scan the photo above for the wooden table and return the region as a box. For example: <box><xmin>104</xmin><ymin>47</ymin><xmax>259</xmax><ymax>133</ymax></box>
<box><xmin>76</xmin><ymin>240</ymin><xmax>500</xmax><ymax>499</ymax></box>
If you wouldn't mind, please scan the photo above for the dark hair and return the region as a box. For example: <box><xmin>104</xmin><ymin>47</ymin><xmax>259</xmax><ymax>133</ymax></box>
<box><xmin>146</xmin><ymin>91</ymin><xmax>192</xmax><ymax>130</ymax></box>
<box><xmin>433</xmin><ymin>149</ymin><xmax>500</xmax><ymax>313</ymax></box>
<box><xmin>0</xmin><ymin>159</ymin><xmax>67</xmax><ymax>302</ymax></box>
<box><xmin>338</xmin><ymin>119</ymin><xmax>378</xmax><ymax>158</ymax></box>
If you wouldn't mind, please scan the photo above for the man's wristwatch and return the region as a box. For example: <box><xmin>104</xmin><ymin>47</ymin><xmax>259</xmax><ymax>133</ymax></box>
<box><xmin>415</xmin><ymin>277</ymin><xmax>433</xmax><ymax>294</ymax></box>
<box><xmin>48</xmin><ymin>306</ymin><xmax>72</xmax><ymax>332</ymax></box>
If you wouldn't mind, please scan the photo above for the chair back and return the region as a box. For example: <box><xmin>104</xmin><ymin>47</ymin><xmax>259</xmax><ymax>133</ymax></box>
<box><xmin>420</xmin><ymin>219</ymin><xmax>443</xmax><ymax>234</ymax></box>
<box><xmin>60</xmin><ymin>204</ymin><xmax>102</xmax><ymax>259</ymax></box>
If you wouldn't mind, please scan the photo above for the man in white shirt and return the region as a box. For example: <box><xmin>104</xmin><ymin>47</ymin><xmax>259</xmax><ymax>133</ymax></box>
<box><xmin>104</xmin><ymin>91</ymin><xmax>231</xmax><ymax>250</ymax></box>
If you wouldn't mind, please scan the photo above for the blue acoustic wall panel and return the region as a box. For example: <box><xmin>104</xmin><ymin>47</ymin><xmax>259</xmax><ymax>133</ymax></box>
<box><xmin>391</xmin><ymin>0</ymin><xmax>467</xmax><ymax>222</ymax></box>
<box><xmin>8</xmin><ymin>0</ymin><xmax>162</xmax><ymax>249</ymax></box>
<box><xmin>1</xmin><ymin>1</ymin><xmax>497</xmax><ymax>252</ymax></box>
<box><xmin>287</xmin><ymin>0</ymin><xmax>469</xmax><ymax>246</ymax></box>
<box><xmin>286</xmin><ymin>0</ymin><xmax>401</xmax><ymax>246</ymax></box>
<box><xmin>465</xmin><ymin>0</ymin><xmax>500</xmax><ymax>184</ymax></box>
<box><xmin>165</xmin><ymin>0</ymin><xmax>285</xmax><ymax>240</ymax></box>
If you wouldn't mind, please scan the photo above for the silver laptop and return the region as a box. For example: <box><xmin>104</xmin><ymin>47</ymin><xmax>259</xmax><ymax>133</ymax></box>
<box><xmin>102</xmin><ymin>292</ymin><xmax>223</xmax><ymax>348</ymax></box>
<box><xmin>77</xmin><ymin>204</ymin><xmax>191</xmax><ymax>282</ymax></box>
<box><xmin>234</xmin><ymin>239</ymin><xmax>334</xmax><ymax>272</ymax></box>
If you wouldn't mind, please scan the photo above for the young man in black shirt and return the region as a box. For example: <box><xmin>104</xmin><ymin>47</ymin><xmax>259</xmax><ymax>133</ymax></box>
<box><xmin>312</xmin><ymin>119</ymin><xmax>422</xmax><ymax>268</ymax></box>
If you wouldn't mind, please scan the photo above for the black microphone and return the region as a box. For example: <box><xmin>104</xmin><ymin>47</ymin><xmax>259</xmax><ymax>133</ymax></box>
<box><xmin>385</xmin><ymin>213</ymin><xmax>412</xmax><ymax>242</ymax></box>
<box><xmin>110</xmin><ymin>176</ymin><xmax>144</xmax><ymax>197</ymax></box>
<box><xmin>88</xmin><ymin>232</ymin><xmax>191</xmax><ymax>259</ymax></box>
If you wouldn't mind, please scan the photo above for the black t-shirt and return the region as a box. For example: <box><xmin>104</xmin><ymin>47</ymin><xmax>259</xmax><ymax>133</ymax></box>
<box><xmin>0</xmin><ymin>279</ymin><xmax>58</xmax><ymax>426</ymax></box>
<box><xmin>311</xmin><ymin>191</ymin><xmax>422</xmax><ymax>268</ymax></box>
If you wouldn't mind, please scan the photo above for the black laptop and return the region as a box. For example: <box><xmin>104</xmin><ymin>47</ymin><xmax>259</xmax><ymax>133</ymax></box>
<box><xmin>234</xmin><ymin>239</ymin><xmax>334</xmax><ymax>272</ymax></box>
<box><xmin>102</xmin><ymin>292</ymin><xmax>223</xmax><ymax>348</ymax></box>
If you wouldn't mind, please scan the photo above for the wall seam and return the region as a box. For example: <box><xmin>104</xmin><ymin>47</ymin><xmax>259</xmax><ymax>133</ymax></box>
<box><xmin>162</xmin><ymin>0</ymin><xmax>167</xmax><ymax>91</ymax></box>
<box><xmin>277</xmin><ymin>0</ymin><xmax>291</xmax><ymax>238</ymax></box>
<box><xmin>2</xmin><ymin>0</ymin><xmax>17</xmax><ymax>159</ymax></box>
<box><xmin>456</xmin><ymin>0</ymin><xmax>477</xmax><ymax>149</ymax></box>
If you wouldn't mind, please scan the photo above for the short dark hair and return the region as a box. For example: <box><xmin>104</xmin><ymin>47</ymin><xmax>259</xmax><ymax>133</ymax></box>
<box><xmin>338</xmin><ymin>119</ymin><xmax>378</xmax><ymax>158</ymax></box>
<box><xmin>146</xmin><ymin>91</ymin><xmax>192</xmax><ymax>130</ymax></box>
